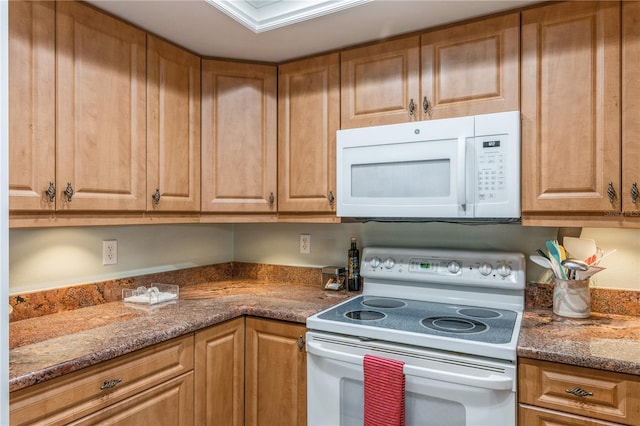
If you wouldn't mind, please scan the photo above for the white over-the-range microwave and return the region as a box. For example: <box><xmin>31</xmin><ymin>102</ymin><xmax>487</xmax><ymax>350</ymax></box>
<box><xmin>336</xmin><ymin>111</ymin><xmax>521</xmax><ymax>221</ymax></box>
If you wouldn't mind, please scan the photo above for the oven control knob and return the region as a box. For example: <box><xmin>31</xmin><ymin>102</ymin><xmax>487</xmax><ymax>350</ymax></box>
<box><xmin>447</xmin><ymin>261</ymin><xmax>461</xmax><ymax>274</ymax></box>
<box><xmin>383</xmin><ymin>258</ymin><xmax>395</xmax><ymax>269</ymax></box>
<box><xmin>497</xmin><ymin>264</ymin><xmax>512</xmax><ymax>277</ymax></box>
<box><xmin>370</xmin><ymin>257</ymin><xmax>381</xmax><ymax>268</ymax></box>
<box><xmin>479</xmin><ymin>263</ymin><xmax>493</xmax><ymax>276</ymax></box>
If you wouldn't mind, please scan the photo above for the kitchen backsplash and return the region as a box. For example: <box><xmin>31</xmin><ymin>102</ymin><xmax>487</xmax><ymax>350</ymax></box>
<box><xmin>9</xmin><ymin>222</ymin><xmax>640</xmax><ymax>295</ymax></box>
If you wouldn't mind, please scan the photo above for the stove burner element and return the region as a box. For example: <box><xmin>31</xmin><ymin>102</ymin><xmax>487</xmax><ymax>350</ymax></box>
<box><xmin>345</xmin><ymin>310</ymin><xmax>386</xmax><ymax>321</ymax></box>
<box><xmin>361</xmin><ymin>298</ymin><xmax>407</xmax><ymax>309</ymax></box>
<box><xmin>458</xmin><ymin>308</ymin><xmax>501</xmax><ymax>319</ymax></box>
<box><xmin>421</xmin><ymin>316</ymin><xmax>488</xmax><ymax>334</ymax></box>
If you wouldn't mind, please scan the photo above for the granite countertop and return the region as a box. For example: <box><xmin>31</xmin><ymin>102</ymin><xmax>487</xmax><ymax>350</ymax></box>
<box><xmin>10</xmin><ymin>276</ymin><xmax>640</xmax><ymax>394</ymax></box>
<box><xmin>517</xmin><ymin>309</ymin><xmax>640</xmax><ymax>375</ymax></box>
<box><xmin>9</xmin><ymin>280</ymin><xmax>353</xmax><ymax>393</ymax></box>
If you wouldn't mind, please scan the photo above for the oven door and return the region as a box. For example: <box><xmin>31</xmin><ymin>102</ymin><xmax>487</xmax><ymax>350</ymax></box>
<box><xmin>307</xmin><ymin>331</ymin><xmax>516</xmax><ymax>426</ymax></box>
<box><xmin>336</xmin><ymin>116</ymin><xmax>475</xmax><ymax>219</ymax></box>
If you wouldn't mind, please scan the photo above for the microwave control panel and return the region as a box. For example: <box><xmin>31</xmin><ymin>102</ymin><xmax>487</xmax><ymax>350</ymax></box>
<box><xmin>475</xmin><ymin>135</ymin><xmax>507</xmax><ymax>204</ymax></box>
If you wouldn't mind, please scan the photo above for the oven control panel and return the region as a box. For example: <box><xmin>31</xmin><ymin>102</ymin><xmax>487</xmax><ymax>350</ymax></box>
<box><xmin>360</xmin><ymin>247</ymin><xmax>526</xmax><ymax>290</ymax></box>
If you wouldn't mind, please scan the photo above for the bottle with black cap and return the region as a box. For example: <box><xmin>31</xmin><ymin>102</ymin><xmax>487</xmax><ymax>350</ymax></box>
<box><xmin>347</xmin><ymin>237</ymin><xmax>360</xmax><ymax>291</ymax></box>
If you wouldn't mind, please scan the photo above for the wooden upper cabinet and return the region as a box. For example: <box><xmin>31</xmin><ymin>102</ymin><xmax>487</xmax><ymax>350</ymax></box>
<box><xmin>521</xmin><ymin>1</ymin><xmax>621</xmax><ymax>215</ymax></box>
<box><xmin>201</xmin><ymin>60</ymin><xmax>278</xmax><ymax>213</ymax></box>
<box><xmin>8</xmin><ymin>1</ymin><xmax>55</xmax><ymax>212</ymax></box>
<box><xmin>147</xmin><ymin>35</ymin><xmax>201</xmax><ymax>212</ymax></box>
<box><xmin>278</xmin><ymin>53</ymin><xmax>339</xmax><ymax>213</ymax></box>
<box><xmin>341</xmin><ymin>36</ymin><xmax>420</xmax><ymax>129</ymax></box>
<box><xmin>421</xmin><ymin>12</ymin><xmax>520</xmax><ymax>119</ymax></box>
<box><xmin>622</xmin><ymin>1</ymin><xmax>640</xmax><ymax>216</ymax></box>
<box><xmin>56</xmin><ymin>1</ymin><xmax>147</xmax><ymax>211</ymax></box>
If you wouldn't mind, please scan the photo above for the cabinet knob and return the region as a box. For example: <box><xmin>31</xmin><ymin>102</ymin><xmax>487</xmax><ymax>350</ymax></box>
<box><xmin>328</xmin><ymin>191</ymin><xmax>335</xmax><ymax>204</ymax></box>
<box><xmin>269</xmin><ymin>192</ymin><xmax>275</xmax><ymax>207</ymax></box>
<box><xmin>63</xmin><ymin>182</ymin><xmax>74</xmax><ymax>202</ymax></box>
<box><xmin>297</xmin><ymin>336</ymin><xmax>305</xmax><ymax>352</ymax></box>
<box><xmin>408</xmin><ymin>98</ymin><xmax>415</xmax><ymax>116</ymax></box>
<box><xmin>631</xmin><ymin>182</ymin><xmax>639</xmax><ymax>204</ymax></box>
<box><xmin>423</xmin><ymin>96</ymin><xmax>430</xmax><ymax>114</ymax></box>
<box><xmin>565</xmin><ymin>387</ymin><xmax>593</xmax><ymax>398</ymax></box>
<box><xmin>46</xmin><ymin>181</ymin><xmax>56</xmax><ymax>203</ymax></box>
<box><xmin>607</xmin><ymin>182</ymin><xmax>616</xmax><ymax>204</ymax></box>
<box><xmin>152</xmin><ymin>188</ymin><xmax>161</xmax><ymax>205</ymax></box>
<box><xmin>100</xmin><ymin>378</ymin><xmax>122</xmax><ymax>391</ymax></box>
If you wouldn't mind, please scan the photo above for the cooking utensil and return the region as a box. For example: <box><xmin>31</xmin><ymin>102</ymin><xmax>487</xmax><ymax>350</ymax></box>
<box><xmin>536</xmin><ymin>249</ymin><xmax>550</xmax><ymax>260</ymax></box>
<box><xmin>594</xmin><ymin>249</ymin><xmax>617</xmax><ymax>265</ymax></box>
<box><xmin>546</xmin><ymin>240</ymin><xmax>567</xmax><ymax>279</ymax></box>
<box><xmin>561</xmin><ymin>258</ymin><xmax>589</xmax><ymax>280</ymax></box>
<box><xmin>530</xmin><ymin>255</ymin><xmax>552</xmax><ymax>269</ymax></box>
<box><xmin>576</xmin><ymin>265</ymin><xmax>606</xmax><ymax>280</ymax></box>
<box><xmin>563</xmin><ymin>237</ymin><xmax>597</xmax><ymax>263</ymax></box>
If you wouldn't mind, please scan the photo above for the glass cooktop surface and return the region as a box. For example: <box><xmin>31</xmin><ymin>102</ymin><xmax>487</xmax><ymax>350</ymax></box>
<box><xmin>317</xmin><ymin>295</ymin><xmax>517</xmax><ymax>344</ymax></box>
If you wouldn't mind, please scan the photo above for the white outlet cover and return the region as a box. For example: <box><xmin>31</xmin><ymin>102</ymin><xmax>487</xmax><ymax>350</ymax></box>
<box><xmin>103</xmin><ymin>240</ymin><xmax>118</xmax><ymax>265</ymax></box>
<box><xmin>299</xmin><ymin>234</ymin><xmax>310</xmax><ymax>254</ymax></box>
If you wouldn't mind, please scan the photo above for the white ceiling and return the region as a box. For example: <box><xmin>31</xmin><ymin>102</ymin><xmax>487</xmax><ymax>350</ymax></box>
<box><xmin>87</xmin><ymin>0</ymin><xmax>541</xmax><ymax>63</ymax></box>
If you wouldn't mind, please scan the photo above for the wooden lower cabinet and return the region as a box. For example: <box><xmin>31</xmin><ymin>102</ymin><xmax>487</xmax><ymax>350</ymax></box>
<box><xmin>195</xmin><ymin>317</ymin><xmax>245</xmax><ymax>426</ymax></box>
<box><xmin>68</xmin><ymin>373</ymin><xmax>194</xmax><ymax>426</ymax></box>
<box><xmin>518</xmin><ymin>358</ymin><xmax>640</xmax><ymax>426</ymax></box>
<box><xmin>245</xmin><ymin>317</ymin><xmax>307</xmax><ymax>426</ymax></box>
<box><xmin>10</xmin><ymin>335</ymin><xmax>194</xmax><ymax>426</ymax></box>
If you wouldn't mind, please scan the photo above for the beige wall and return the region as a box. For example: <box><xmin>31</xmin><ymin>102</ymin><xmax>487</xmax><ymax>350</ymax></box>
<box><xmin>9</xmin><ymin>224</ymin><xmax>234</xmax><ymax>294</ymax></box>
<box><xmin>8</xmin><ymin>223</ymin><xmax>640</xmax><ymax>294</ymax></box>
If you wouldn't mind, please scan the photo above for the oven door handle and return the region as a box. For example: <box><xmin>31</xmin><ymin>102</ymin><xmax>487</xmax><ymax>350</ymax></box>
<box><xmin>307</xmin><ymin>340</ymin><xmax>513</xmax><ymax>391</ymax></box>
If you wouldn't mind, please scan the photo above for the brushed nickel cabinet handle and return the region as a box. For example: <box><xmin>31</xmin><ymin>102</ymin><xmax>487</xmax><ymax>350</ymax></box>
<box><xmin>46</xmin><ymin>181</ymin><xmax>56</xmax><ymax>203</ymax></box>
<box><xmin>607</xmin><ymin>182</ymin><xmax>616</xmax><ymax>204</ymax></box>
<box><xmin>408</xmin><ymin>98</ymin><xmax>415</xmax><ymax>116</ymax></box>
<box><xmin>63</xmin><ymin>182</ymin><xmax>74</xmax><ymax>202</ymax></box>
<box><xmin>100</xmin><ymin>378</ymin><xmax>122</xmax><ymax>391</ymax></box>
<box><xmin>297</xmin><ymin>336</ymin><xmax>305</xmax><ymax>352</ymax></box>
<box><xmin>631</xmin><ymin>182</ymin><xmax>639</xmax><ymax>204</ymax></box>
<box><xmin>423</xmin><ymin>96</ymin><xmax>430</xmax><ymax>114</ymax></box>
<box><xmin>152</xmin><ymin>188</ymin><xmax>161</xmax><ymax>205</ymax></box>
<box><xmin>269</xmin><ymin>192</ymin><xmax>275</xmax><ymax>206</ymax></box>
<box><xmin>565</xmin><ymin>387</ymin><xmax>593</xmax><ymax>397</ymax></box>
<box><xmin>328</xmin><ymin>191</ymin><xmax>335</xmax><ymax>204</ymax></box>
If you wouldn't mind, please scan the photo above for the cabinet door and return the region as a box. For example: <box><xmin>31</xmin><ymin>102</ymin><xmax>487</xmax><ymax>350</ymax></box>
<box><xmin>341</xmin><ymin>36</ymin><xmax>420</xmax><ymax>129</ymax></box>
<box><xmin>68</xmin><ymin>373</ymin><xmax>194</xmax><ymax>426</ymax></box>
<box><xmin>519</xmin><ymin>358</ymin><xmax>640</xmax><ymax>425</ymax></box>
<box><xmin>194</xmin><ymin>318</ymin><xmax>245</xmax><ymax>426</ymax></box>
<box><xmin>421</xmin><ymin>13</ymin><xmax>519</xmax><ymax>119</ymax></box>
<box><xmin>245</xmin><ymin>317</ymin><xmax>307</xmax><ymax>426</ymax></box>
<box><xmin>8</xmin><ymin>1</ymin><xmax>55</xmax><ymax>211</ymax></box>
<box><xmin>147</xmin><ymin>35</ymin><xmax>201</xmax><ymax>212</ymax></box>
<box><xmin>521</xmin><ymin>2</ymin><xmax>621</xmax><ymax>214</ymax></box>
<box><xmin>519</xmin><ymin>404</ymin><xmax>627</xmax><ymax>426</ymax></box>
<box><xmin>278</xmin><ymin>53</ymin><xmax>339</xmax><ymax>213</ymax></box>
<box><xmin>622</xmin><ymin>1</ymin><xmax>640</xmax><ymax>217</ymax></box>
<box><xmin>56</xmin><ymin>1</ymin><xmax>146</xmax><ymax>211</ymax></box>
<box><xmin>201</xmin><ymin>60</ymin><xmax>278</xmax><ymax>213</ymax></box>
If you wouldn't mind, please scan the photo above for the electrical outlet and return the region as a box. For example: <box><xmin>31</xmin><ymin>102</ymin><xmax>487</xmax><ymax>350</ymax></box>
<box><xmin>103</xmin><ymin>240</ymin><xmax>118</xmax><ymax>265</ymax></box>
<box><xmin>299</xmin><ymin>234</ymin><xmax>311</xmax><ymax>254</ymax></box>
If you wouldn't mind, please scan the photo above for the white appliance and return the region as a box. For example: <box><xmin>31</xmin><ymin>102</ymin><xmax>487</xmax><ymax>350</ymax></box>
<box><xmin>306</xmin><ymin>247</ymin><xmax>526</xmax><ymax>426</ymax></box>
<box><xmin>336</xmin><ymin>111</ymin><xmax>521</xmax><ymax>220</ymax></box>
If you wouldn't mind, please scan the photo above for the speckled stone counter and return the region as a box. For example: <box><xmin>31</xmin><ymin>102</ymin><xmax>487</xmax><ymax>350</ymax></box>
<box><xmin>9</xmin><ymin>276</ymin><xmax>353</xmax><ymax>393</ymax></box>
<box><xmin>518</xmin><ymin>309</ymin><xmax>640</xmax><ymax>376</ymax></box>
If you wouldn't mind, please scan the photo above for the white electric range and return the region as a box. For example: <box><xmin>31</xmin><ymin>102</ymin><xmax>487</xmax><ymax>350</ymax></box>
<box><xmin>306</xmin><ymin>247</ymin><xmax>526</xmax><ymax>426</ymax></box>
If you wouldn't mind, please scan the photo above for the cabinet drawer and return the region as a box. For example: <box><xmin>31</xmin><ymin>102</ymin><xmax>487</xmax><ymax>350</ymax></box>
<box><xmin>10</xmin><ymin>335</ymin><xmax>194</xmax><ymax>426</ymax></box>
<box><xmin>519</xmin><ymin>358</ymin><xmax>640</xmax><ymax>425</ymax></box>
<box><xmin>520</xmin><ymin>404</ymin><xmax>625</xmax><ymax>426</ymax></box>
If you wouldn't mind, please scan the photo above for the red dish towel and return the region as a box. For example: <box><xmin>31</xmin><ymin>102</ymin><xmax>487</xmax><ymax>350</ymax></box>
<box><xmin>363</xmin><ymin>354</ymin><xmax>406</xmax><ymax>426</ymax></box>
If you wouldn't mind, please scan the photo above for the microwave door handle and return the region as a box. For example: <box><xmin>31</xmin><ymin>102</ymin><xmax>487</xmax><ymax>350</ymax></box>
<box><xmin>457</xmin><ymin>137</ymin><xmax>467</xmax><ymax>212</ymax></box>
<box><xmin>307</xmin><ymin>340</ymin><xmax>513</xmax><ymax>391</ymax></box>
